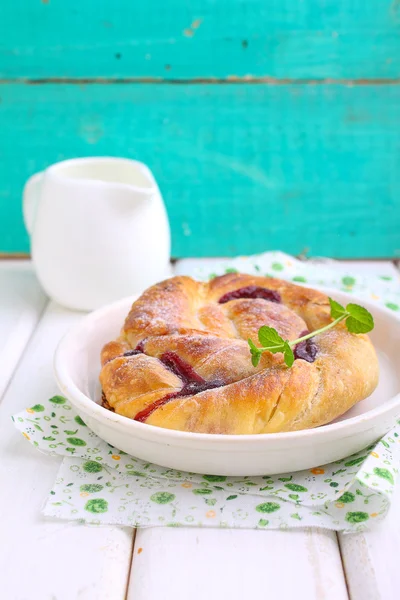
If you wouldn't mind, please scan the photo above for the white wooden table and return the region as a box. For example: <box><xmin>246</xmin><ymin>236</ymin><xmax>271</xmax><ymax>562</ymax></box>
<box><xmin>1</xmin><ymin>259</ymin><xmax>400</xmax><ymax>600</ymax></box>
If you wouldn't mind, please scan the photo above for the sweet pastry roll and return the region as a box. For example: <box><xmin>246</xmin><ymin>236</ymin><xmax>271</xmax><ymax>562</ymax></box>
<box><xmin>100</xmin><ymin>274</ymin><xmax>379</xmax><ymax>434</ymax></box>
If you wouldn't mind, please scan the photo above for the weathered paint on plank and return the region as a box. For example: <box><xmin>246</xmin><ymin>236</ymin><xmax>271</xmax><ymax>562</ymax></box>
<box><xmin>0</xmin><ymin>83</ymin><xmax>399</xmax><ymax>258</ymax></box>
<box><xmin>1</xmin><ymin>0</ymin><xmax>399</xmax><ymax>79</ymax></box>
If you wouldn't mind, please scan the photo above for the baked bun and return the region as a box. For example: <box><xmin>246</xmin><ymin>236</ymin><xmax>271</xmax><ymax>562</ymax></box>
<box><xmin>100</xmin><ymin>274</ymin><xmax>379</xmax><ymax>434</ymax></box>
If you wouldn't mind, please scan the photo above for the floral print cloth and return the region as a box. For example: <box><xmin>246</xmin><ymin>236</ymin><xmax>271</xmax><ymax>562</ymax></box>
<box><xmin>12</xmin><ymin>252</ymin><xmax>400</xmax><ymax>532</ymax></box>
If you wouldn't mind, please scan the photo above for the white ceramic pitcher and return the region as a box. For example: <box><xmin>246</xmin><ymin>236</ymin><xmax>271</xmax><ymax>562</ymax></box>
<box><xmin>23</xmin><ymin>157</ymin><xmax>172</xmax><ymax>310</ymax></box>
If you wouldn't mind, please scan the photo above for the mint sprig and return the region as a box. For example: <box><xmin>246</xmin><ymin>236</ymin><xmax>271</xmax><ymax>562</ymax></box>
<box><xmin>248</xmin><ymin>297</ymin><xmax>374</xmax><ymax>368</ymax></box>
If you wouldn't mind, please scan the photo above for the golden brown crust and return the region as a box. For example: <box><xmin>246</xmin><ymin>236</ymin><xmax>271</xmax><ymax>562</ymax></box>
<box><xmin>100</xmin><ymin>274</ymin><xmax>379</xmax><ymax>434</ymax></box>
<box><xmin>101</xmin><ymin>339</ymin><xmax>131</xmax><ymax>367</ymax></box>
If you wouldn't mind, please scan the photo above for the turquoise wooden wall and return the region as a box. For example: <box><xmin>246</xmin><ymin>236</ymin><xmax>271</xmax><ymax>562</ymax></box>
<box><xmin>1</xmin><ymin>1</ymin><xmax>399</xmax><ymax>258</ymax></box>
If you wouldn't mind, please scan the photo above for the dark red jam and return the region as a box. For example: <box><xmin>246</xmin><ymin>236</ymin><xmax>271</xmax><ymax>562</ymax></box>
<box><xmin>123</xmin><ymin>339</ymin><xmax>146</xmax><ymax>357</ymax></box>
<box><xmin>218</xmin><ymin>286</ymin><xmax>281</xmax><ymax>304</ymax></box>
<box><xmin>134</xmin><ymin>351</ymin><xmax>223</xmax><ymax>423</ymax></box>
<box><xmin>161</xmin><ymin>351</ymin><xmax>205</xmax><ymax>383</ymax></box>
<box><xmin>134</xmin><ymin>393</ymin><xmax>178</xmax><ymax>423</ymax></box>
<box><xmin>135</xmin><ymin>339</ymin><xmax>146</xmax><ymax>352</ymax></box>
<box><xmin>293</xmin><ymin>331</ymin><xmax>318</xmax><ymax>363</ymax></box>
<box><xmin>123</xmin><ymin>349</ymin><xmax>143</xmax><ymax>357</ymax></box>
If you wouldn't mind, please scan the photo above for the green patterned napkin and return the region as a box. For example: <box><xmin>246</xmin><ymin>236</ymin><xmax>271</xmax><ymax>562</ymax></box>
<box><xmin>11</xmin><ymin>398</ymin><xmax>400</xmax><ymax>532</ymax></box>
<box><xmin>11</xmin><ymin>252</ymin><xmax>400</xmax><ymax>532</ymax></box>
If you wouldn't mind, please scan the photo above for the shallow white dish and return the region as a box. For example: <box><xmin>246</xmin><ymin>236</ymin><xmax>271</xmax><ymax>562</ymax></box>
<box><xmin>54</xmin><ymin>288</ymin><xmax>400</xmax><ymax>476</ymax></box>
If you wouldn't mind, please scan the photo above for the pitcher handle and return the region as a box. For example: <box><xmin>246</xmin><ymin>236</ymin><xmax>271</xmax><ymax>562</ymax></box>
<box><xmin>23</xmin><ymin>171</ymin><xmax>43</xmax><ymax>235</ymax></box>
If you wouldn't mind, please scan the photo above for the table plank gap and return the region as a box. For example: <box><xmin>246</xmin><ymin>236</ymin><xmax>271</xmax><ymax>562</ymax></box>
<box><xmin>124</xmin><ymin>529</ymin><xmax>137</xmax><ymax>600</ymax></box>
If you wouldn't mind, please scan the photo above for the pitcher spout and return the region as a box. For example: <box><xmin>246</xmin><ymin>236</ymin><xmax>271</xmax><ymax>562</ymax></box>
<box><xmin>123</xmin><ymin>161</ymin><xmax>158</xmax><ymax>203</ymax></box>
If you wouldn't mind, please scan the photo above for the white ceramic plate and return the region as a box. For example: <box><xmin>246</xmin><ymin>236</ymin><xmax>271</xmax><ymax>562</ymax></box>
<box><xmin>54</xmin><ymin>288</ymin><xmax>400</xmax><ymax>476</ymax></box>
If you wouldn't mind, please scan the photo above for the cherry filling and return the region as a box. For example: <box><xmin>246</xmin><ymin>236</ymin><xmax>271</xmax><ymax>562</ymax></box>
<box><xmin>293</xmin><ymin>331</ymin><xmax>318</xmax><ymax>363</ymax></box>
<box><xmin>135</xmin><ymin>339</ymin><xmax>145</xmax><ymax>352</ymax></box>
<box><xmin>161</xmin><ymin>351</ymin><xmax>206</xmax><ymax>384</ymax></box>
<box><xmin>218</xmin><ymin>286</ymin><xmax>281</xmax><ymax>304</ymax></box>
<box><xmin>123</xmin><ymin>340</ymin><xmax>146</xmax><ymax>357</ymax></box>
<box><xmin>133</xmin><ymin>392</ymin><xmax>180</xmax><ymax>423</ymax></box>
<box><xmin>123</xmin><ymin>349</ymin><xmax>142</xmax><ymax>357</ymax></box>
<box><xmin>134</xmin><ymin>351</ymin><xmax>223</xmax><ymax>423</ymax></box>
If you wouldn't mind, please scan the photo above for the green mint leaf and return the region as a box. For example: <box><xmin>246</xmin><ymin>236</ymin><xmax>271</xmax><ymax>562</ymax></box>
<box><xmin>248</xmin><ymin>338</ymin><xmax>258</xmax><ymax>352</ymax></box>
<box><xmin>283</xmin><ymin>342</ymin><xmax>295</xmax><ymax>367</ymax></box>
<box><xmin>248</xmin><ymin>339</ymin><xmax>261</xmax><ymax>367</ymax></box>
<box><xmin>345</xmin><ymin>303</ymin><xmax>374</xmax><ymax>334</ymax></box>
<box><xmin>258</xmin><ymin>326</ymin><xmax>286</xmax><ymax>352</ymax></box>
<box><xmin>329</xmin><ymin>297</ymin><xmax>347</xmax><ymax>319</ymax></box>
